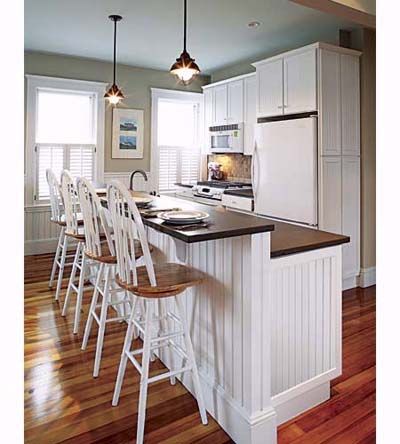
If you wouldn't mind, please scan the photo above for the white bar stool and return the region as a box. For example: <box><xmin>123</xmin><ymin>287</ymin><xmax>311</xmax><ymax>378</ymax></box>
<box><xmin>77</xmin><ymin>177</ymin><xmax>146</xmax><ymax>377</ymax></box>
<box><xmin>46</xmin><ymin>169</ymin><xmax>76</xmax><ymax>300</ymax></box>
<box><xmin>60</xmin><ymin>170</ymin><xmax>95</xmax><ymax>334</ymax></box>
<box><xmin>108</xmin><ymin>180</ymin><xmax>208</xmax><ymax>444</ymax></box>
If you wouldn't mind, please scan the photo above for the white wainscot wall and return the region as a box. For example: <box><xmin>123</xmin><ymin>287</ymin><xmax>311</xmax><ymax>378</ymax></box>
<box><xmin>24</xmin><ymin>171</ymin><xmax>151</xmax><ymax>255</ymax></box>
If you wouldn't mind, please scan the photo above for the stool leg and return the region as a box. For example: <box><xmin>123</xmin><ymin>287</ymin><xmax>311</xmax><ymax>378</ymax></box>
<box><xmin>175</xmin><ymin>296</ymin><xmax>208</xmax><ymax>425</ymax></box>
<box><xmin>82</xmin><ymin>263</ymin><xmax>104</xmax><ymax>350</ymax></box>
<box><xmin>49</xmin><ymin>227</ymin><xmax>64</xmax><ymax>288</ymax></box>
<box><xmin>93</xmin><ymin>265</ymin><xmax>110</xmax><ymax>377</ymax></box>
<box><xmin>136</xmin><ymin>300</ymin><xmax>154</xmax><ymax>444</ymax></box>
<box><xmin>62</xmin><ymin>242</ymin><xmax>81</xmax><ymax>317</ymax></box>
<box><xmin>112</xmin><ymin>295</ymin><xmax>138</xmax><ymax>406</ymax></box>
<box><xmin>159</xmin><ymin>300</ymin><xmax>176</xmax><ymax>385</ymax></box>
<box><xmin>55</xmin><ymin>233</ymin><xmax>68</xmax><ymax>301</ymax></box>
<box><xmin>73</xmin><ymin>248</ymin><xmax>87</xmax><ymax>335</ymax></box>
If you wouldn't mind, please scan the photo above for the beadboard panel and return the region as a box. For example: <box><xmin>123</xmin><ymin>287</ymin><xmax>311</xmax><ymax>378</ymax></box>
<box><xmin>269</xmin><ymin>248</ymin><xmax>342</xmax><ymax>398</ymax></box>
<box><xmin>147</xmin><ymin>229</ymin><xmax>272</xmax><ymax>412</ymax></box>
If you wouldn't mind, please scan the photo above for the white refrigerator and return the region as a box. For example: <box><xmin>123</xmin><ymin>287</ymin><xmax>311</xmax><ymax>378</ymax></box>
<box><xmin>252</xmin><ymin>116</ymin><xmax>318</xmax><ymax>226</ymax></box>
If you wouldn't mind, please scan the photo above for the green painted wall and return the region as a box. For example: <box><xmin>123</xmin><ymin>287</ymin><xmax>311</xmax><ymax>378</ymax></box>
<box><xmin>25</xmin><ymin>51</ymin><xmax>210</xmax><ymax>172</ymax></box>
<box><xmin>211</xmin><ymin>59</ymin><xmax>255</xmax><ymax>83</ymax></box>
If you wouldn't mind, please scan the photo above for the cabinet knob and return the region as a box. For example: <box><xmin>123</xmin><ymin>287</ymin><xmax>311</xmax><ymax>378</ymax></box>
<box><xmin>277</xmin><ymin>105</ymin><xmax>283</xmax><ymax>109</ymax></box>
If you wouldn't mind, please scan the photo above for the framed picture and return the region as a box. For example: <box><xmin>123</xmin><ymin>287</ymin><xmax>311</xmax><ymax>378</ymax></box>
<box><xmin>112</xmin><ymin>108</ymin><xmax>144</xmax><ymax>159</ymax></box>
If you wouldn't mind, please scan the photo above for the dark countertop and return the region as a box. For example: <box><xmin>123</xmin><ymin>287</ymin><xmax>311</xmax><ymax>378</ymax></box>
<box><xmin>223</xmin><ymin>188</ymin><xmax>254</xmax><ymax>199</ymax></box>
<box><xmin>269</xmin><ymin>220</ymin><xmax>349</xmax><ymax>258</ymax></box>
<box><xmin>100</xmin><ymin>193</ymin><xmax>349</xmax><ymax>256</ymax></box>
<box><xmin>140</xmin><ymin>195</ymin><xmax>274</xmax><ymax>243</ymax></box>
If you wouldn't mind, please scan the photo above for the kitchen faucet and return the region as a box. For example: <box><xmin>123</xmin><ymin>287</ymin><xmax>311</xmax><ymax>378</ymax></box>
<box><xmin>129</xmin><ymin>169</ymin><xmax>148</xmax><ymax>190</ymax></box>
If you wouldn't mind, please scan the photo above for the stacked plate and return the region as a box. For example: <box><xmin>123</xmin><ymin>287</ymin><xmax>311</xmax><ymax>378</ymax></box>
<box><xmin>158</xmin><ymin>210</ymin><xmax>209</xmax><ymax>225</ymax></box>
<box><xmin>133</xmin><ymin>196</ymin><xmax>153</xmax><ymax>209</ymax></box>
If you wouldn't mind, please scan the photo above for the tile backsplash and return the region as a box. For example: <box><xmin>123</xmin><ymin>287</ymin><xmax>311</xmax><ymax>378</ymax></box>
<box><xmin>206</xmin><ymin>154</ymin><xmax>252</xmax><ymax>182</ymax></box>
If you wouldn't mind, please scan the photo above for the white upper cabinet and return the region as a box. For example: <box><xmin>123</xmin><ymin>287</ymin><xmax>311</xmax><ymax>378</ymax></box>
<box><xmin>244</xmin><ymin>75</ymin><xmax>256</xmax><ymax>155</ymax></box>
<box><xmin>227</xmin><ymin>79</ymin><xmax>244</xmax><ymax>123</ymax></box>
<box><xmin>213</xmin><ymin>84</ymin><xmax>228</xmax><ymax>125</ymax></box>
<box><xmin>319</xmin><ymin>48</ymin><xmax>360</xmax><ymax>156</ymax></box>
<box><xmin>341</xmin><ymin>54</ymin><xmax>360</xmax><ymax>156</ymax></box>
<box><xmin>319</xmin><ymin>49</ymin><xmax>341</xmax><ymax>156</ymax></box>
<box><xmin>284</xmin><ymin>49</ymin><xmax>317</xmax><ymax>114</ymax></box>
<box><xmin>256</xmin><ymin>59</ymin><xmax>284</xmax><ymax>117</ymax></box>
<box><xmin>203</xmin><ymin>88</ymin><xmax>213</xmax><ymax>153</ymax></box>
<box><xmin>209</xmin><ymin>80</ymin><xmax>244</xmax><ymax>125</ymax></box>
<box><xmin>254</xmin><ymin>47</ymin><xmax>317</xmax><ymax>118</ymax></box>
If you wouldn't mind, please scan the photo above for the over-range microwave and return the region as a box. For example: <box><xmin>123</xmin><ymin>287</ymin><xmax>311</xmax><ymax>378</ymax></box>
<box><xmin>209</xmin><ymin>123</ymin><xmax>244</xmax><ymax>153</ymax></box>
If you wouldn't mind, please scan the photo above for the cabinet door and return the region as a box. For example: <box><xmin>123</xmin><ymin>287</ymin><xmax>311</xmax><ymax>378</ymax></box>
<box><xmin>227</xmin><ymin>79</ymin><xmax>244</xmax><ymax>123</ymax></box>
<box><xmin>284</xmin><ymin>49</ymin><xmax>317</xmax><ymax>114</ymax></box>
<box><xmin>342</xmin><ymin>157</ymin><xmax>360</xmax><ymax>279</ymax></box>
<box><xmin>203</xmin><ymin>88</ymin><xmax>213</xmax><ymax>154</ymax></box>
<box><xmin>244</xmin><ymin>75</ymin><xmax>256</xmax><ymax>155</ymax></box>
<box><xmin>341</xmin><ymin>55</ymin><xmax>360</xmax><ymax>156</ymax></box>
<box><xmin>319</xmin><ymin>49</ymin><xmax>341</xmax><ymax>156</ymax></box>
<box><xmin>319</xmin><ymin>157</ymin><xmax>342</xmax><ymax>234</ymax></box>
<box><xmin>256</xmin><ymin>59</ymin><xmax>283</xmax><ymax>117</ymax></box>
<box><xmin>213</xmin><ymin>84</ymin><xmax>228</xmax><ymax>125</ymax></box>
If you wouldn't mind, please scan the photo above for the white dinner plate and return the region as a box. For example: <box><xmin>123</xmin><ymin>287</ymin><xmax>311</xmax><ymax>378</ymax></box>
<box><xmin>158</xmin><ymin>210</ymin><xmax>209</xmax><ymax>225</ymax></box>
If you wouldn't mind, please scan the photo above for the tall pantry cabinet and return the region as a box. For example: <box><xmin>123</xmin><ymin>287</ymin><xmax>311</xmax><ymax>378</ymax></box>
<box><xmin>318</xmin><ymin>47</ymin><xmax>361</xmax><ymax>286</ymax></box>
<box><xmin>253</xmin><ymin>42</ymin><xmax>361</xmax><ymax>287</ymax></box>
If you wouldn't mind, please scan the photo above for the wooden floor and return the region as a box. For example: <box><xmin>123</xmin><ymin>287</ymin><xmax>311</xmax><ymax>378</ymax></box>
<box><xmin>25</xmin><ymin>253</ymin><xmax>376</xmax><ymax>443</ymax></box>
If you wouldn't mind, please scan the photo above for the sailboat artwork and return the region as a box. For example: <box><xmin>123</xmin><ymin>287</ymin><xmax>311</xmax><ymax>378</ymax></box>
<box><xmin>112</xmin><ymin>108</ymin><xmax>144</xmax><ymax>159</ymax></box>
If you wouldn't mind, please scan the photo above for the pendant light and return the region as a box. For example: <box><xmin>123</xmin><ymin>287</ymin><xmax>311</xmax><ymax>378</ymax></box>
<box><xmin>170</xmin><ymin>0</ymin><xmax>200</xmax><ymax>84</ymax></box>
<box><xmin>104</xmin><ymin>14</ymin><xmax>124</xmax><ymax>105</ymax></box>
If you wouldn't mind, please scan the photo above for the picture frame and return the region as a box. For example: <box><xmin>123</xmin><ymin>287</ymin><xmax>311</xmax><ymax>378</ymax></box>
<box><xmin>112</xmin><ymin>108</ymin><xmax>144</xmax><ymax>159</ymax></box>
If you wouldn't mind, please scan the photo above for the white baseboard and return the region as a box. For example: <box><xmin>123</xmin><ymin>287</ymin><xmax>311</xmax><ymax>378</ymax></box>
<box><xmin>179</xmin><ymin>368</ymin><xmax>277</xmax><ymax>444</ymax></box>
<box><xmin>272</xmin><ymin>382</ymin><xmax>330</xmax><ymax>425</ymax></box>
<box><xmin>25</xmin><ymin>238</ymin><xmax>58</xmax><ymax>255</ymax></box>
<box><xmin>358</xmin><ymin>266</ymin><xmax>376</xmax><ymax>288</ymax></box>
<box><xmin>342</xmin><ymin>275</ymin><xmax>358</xmax><ymax>291</ymax></box>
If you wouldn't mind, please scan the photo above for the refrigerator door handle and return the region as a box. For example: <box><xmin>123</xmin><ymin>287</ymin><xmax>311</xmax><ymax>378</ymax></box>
<box><xmin>252</xmin><ymin>138</ymin><xmax>260</xmax><ymax>199</ymax></box>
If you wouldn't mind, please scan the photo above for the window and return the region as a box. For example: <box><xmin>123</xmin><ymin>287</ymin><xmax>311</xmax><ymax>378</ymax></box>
<box><xmin>25</xmin><ymin>76</ymin><xmax>106</xmax><ymax>205</ymax></box>
<box><xmin>151</xmin><ymin>89</ymin><xmax>203</xmax><ymax>193</ymax></box>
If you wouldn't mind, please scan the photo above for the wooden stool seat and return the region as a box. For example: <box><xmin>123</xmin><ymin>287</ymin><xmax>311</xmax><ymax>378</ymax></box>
<box><xmin>116</xmin><ymin>263</ymin><xmax>204</xmax><ymax>298</ymax></box>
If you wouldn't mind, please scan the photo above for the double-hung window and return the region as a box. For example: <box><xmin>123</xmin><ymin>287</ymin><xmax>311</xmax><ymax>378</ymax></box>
<box><xmin>25</xmin><ymin>76</ymin><xmax>106</xmax><ymax>205</ymax></box>
<box><xmin>151</xmin><ymin>88</ymin><xmax>203</xmax><ymax>193</ymax></box>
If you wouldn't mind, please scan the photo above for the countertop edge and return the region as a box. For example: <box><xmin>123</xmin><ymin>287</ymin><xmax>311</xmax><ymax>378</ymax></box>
<box><xmin>271</xmin><ymin>235</ymin><xmax>351</xmax><ymax>258</ymax></box>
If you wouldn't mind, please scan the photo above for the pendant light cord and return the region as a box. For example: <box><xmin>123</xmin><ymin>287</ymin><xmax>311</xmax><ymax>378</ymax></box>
<box><xmin>183</xmin><ymin>0</ymin><xmax>187</xmax><ymax>52</ymax></box>
<box><xmin>113</xmin><ymin>18</ymin><xmax>117</xmax><ymax>84</ymax></box>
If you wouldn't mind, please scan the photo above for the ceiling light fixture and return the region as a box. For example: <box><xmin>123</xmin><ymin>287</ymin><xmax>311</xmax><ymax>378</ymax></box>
<box><xmin>104</xmin><ymin>14</ymin><xmax>124</xmax><ymax>105</ymax></box>
<box><xmin>170</xmin><ymin>0</ymin><xmax>200</xmax><ymax>85</ymax></box>
<box><xmin>247</xmin><ymin>21</ymin><xmax>261</xmax><ymax>29</ymax></box>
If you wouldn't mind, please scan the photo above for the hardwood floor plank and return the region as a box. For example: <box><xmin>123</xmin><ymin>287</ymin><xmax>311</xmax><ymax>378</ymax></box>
<box><xmin>25</xmin><ymin>254</ymin><xmax>376</xmax><ymax>443</ymax></box>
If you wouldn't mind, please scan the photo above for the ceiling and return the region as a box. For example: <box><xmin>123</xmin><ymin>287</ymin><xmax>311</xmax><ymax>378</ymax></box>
<box><xmin>25</xmin><ymin>0</ymin><xmax>358</xmax><ymax>74</ymax></box>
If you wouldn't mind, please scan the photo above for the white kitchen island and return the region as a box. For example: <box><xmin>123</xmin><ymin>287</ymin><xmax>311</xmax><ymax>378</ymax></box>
<box><xmin>138</xmin><ymin>196</ymin><xmax>349</xmax><ymax>444</ymax></box>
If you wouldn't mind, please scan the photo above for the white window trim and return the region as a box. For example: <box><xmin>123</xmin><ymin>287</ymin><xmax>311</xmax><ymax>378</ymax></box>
<box><xmin>25</xmin><ymin>74</ymin><xmax>107</xmax><ymax>207</ymax></box>
<box><xmin>150</xmin><ymin>88</ymin><xmax>204</xmax><ymax>193</ymax></box>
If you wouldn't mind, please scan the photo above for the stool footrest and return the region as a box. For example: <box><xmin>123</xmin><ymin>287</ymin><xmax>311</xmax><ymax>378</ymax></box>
<box><xmin>148</xmin><ymin>366</ymin><xmax>192</xmax><ymax>384</ymax></box>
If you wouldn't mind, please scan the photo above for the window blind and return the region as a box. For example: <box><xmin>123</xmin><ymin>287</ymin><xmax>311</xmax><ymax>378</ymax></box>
<box><xmin>36</xmin><ymin>144</ymin><xmax>95</xmax><ymax>201</ymax></box>
<box><xmin>156</xmin><ymin>99</ymin><xmax>201</xmax><ymax>193</ymax></box>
